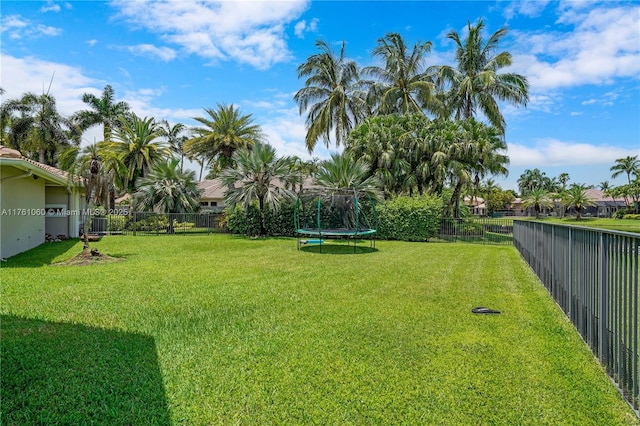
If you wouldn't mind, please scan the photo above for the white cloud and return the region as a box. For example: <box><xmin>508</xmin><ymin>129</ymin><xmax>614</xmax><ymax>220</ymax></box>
<box><xmin>121</xmin><ymin>44</ymin><xmax>177</xmax><ymax>62</ymax></box>
<box><xmin>504</xmin><ymin>0</ymin><xmax>551</xmax><ymax>19</ymax></box>
<box><xmin>294</xmin><ymin>18</ymin><xmax>318</xmax><ymax>38</ymax></box>
<box><xmin>86</xmin><ymin>39</ymin><xmax>97</xmax><ymax>47</ymax></box>
<box><xmin>581</xmin><ymin>99</ymin><xmax>597</xmax><ymax>105</ymax></box>
<box><xmin>40</xmin><ymin>2</ymin><xmax>61</xmax><ymax>13</ymax></box>
<box><xmin>1</xmin><ymin>15</ymin><xmax>62</xmax><ymax>39</ymax></box>
<box><xmin>508</xmin><ymin>138</ymin><xmax>640</xmax><ymax>167</ymax></box>
<box><xmin>110</xmin><ymin>0</ymin><xmax>310</xmax><ymax>70</ymax></box>
<box><xmin>510</xmin><ymin>4</ymin><xmax>640</xmax><ymax>90</ymax></box>
<box><xmin>570</xmin><ymin>112</ymin><xmax>582</xmax><ymax>116</ymax></box>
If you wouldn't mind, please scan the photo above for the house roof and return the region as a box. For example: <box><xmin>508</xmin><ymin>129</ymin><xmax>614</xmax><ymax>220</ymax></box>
<box><xmin>0</xmin><ymin>145</ymin><xmax>73</xmax><ymax>186</ymax></box>
<box><xmin>197</xmin><ymin>179</ymin><xmax>227</xmax><ymax>200</ymax></box>
<box><xmin>584</xmin><ymin>188</ymin><xmax>625</xmax><ymax>204</ymax></box>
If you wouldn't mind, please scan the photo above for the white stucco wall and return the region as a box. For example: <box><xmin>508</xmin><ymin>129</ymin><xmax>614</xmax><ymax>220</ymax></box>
<box><xmin>1</xmin><ymin>168</ymin><xmax>46</xmax><ymax>258</ymax></box>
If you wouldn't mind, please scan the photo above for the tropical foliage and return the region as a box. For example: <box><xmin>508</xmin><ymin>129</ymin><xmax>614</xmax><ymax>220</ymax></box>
<box><xmin>186</xmin><ymin>104</ymin><xmax>263</xmax><ymax>170</ymax></box>
<box><xmin>562</xmin><ymin>184</ymin><xmax>596</xmax><ymax>221</ymax></box>
<box><xmin>74</xmin><ymin>85</ymin><xmax>130</xmax><ymax>142</ymax></box>
<box><xmin>294</xmin><ymin>40</ymin><xmax>366</xmax><ymax>151</ymax></box>
<box><xmin>219</xmin><ymin>142</ymin><xmax>295</xmax><ymax>235</ymax></box>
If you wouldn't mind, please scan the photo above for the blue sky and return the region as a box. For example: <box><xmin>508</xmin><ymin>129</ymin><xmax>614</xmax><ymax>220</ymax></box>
<box><xmin>1</xmin><ymin>0</ymin><xmax>639</xmax><ymax>191</ymax></box>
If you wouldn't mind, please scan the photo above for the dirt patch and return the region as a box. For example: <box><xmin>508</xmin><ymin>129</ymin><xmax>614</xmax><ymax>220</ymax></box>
<box><xmin>54</xmin><ymin>248</ymin><xmax>124</xmax><ymax>266</ymax></box>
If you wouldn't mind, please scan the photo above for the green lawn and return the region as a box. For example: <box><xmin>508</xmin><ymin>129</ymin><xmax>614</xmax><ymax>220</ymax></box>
<box><xmin>524</xmin><ymin>217</ymin><xmax>640</xmax><ymax>233</ymax></box>
<box><xmin>1</xmin><ymin>235</ymin><xmax>638</xmax><ymax>425</ymax></box>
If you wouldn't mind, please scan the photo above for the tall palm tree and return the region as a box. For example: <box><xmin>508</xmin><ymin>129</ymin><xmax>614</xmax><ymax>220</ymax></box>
<box><xmin>611</xmin><ymin>155</ymin><xmax>640</xmax><ymax>212</ymax></box>
<box><xmin>563</xmin><ymin>184</ymin><xmax>596</xmax><ymax>220</ymax></box>
<box><xmin>517</xmin><ymin>168</ymin><xmax>548</xmax><ymax>196</ymax></box>
<box><xmin>558</xmin><ymin>173</ymin><xmax>570</xmax><ymax>192</ymax></box>
<box><xmin>107</xmin><ymin>113</ymin><xmax>169</xmax><ymax>193</ymax></box>
<box><xmin>522</xmin><ymin>187</ymin><xmax>554</xmax><ymax>219</ymax></box>
<box><xmin>294</xmin><ymin>40</ymin><xmax>367</xmax><ymax>152</ymax></box>
<box><xmin>75</xmin><ymin>85</ymin><xmax>130</xmax><ymax>142</ymax></box>
<box><xmin>186</xmin><ymin>104</ymin><xmax>263</xmax><ymax>171</ymax></box>
<box><xmin>135</xmin><ymin>158</ymin><xmax>201</xmax><ymax>233</ymax></box>
<box><xmin>363</xmin><ymin>33</ymin><xmax>439</xmax><ymax>116</ymax></box>
<box><xmin>159</xmin><ymin>120</ymin><xmax>188</xmax><ymax>171</ymax></box>
<box><xmin>611</xmin><ymin>155</ymin><xmax>640</xmax><ymax>185</ymax></box>
<box><xmin>2</xmin><ymin>92</ymin><xmax>76</xmax><ymax>164</ymax></box>
<box><xmin>433</xmin><ymin>18</ymin><xmax>529</xmax><ymax>134</ymax></box>
<box><xmin>219</xmin><ymin>142</ymin><xmax>296</xmax><ymax>235</ymax></box>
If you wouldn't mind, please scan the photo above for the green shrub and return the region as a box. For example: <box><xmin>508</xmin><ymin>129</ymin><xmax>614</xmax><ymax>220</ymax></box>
<box><xmin>613</xmin><ymin>209</ymin><xmax>630</xmax><ymax>219</ymax></box>
<box><xmin>622</xmin><ymin>214</ymin><xmax>640</xmax><ymax>220</ymax></box>
<box><xmin>376</xmin><ymin>195</ymin><xmax>443</xmax><ymax>241</ymax></box>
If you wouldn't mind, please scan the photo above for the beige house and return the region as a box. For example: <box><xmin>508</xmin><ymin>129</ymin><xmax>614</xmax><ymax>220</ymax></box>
<box><xmin>197</xmin><ymin>179</ymin><xmax>226</xmax><ymax>212</ymax></box>
<box><xmin>0</xmin><ymin>146</ymin><xmax>84</xmax><ymax>259</ymax></box>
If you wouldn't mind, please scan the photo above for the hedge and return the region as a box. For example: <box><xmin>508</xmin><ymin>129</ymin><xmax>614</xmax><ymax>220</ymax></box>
<box><xmin>376</xmin><ymin>195</ymin><xmax>443</xmax><ymax>241</ymax></box>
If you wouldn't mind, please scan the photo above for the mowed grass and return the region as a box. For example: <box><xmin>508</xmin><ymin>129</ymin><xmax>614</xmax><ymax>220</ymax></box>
<box><xmin>527</xmin><ymin>217</ymin><xmax>640</xmax><ymax>234</ymax></box>
<box><xmin>1</xmin><ymin>235</ymin><xmax>638</xmax><ymax>425</ymax></box>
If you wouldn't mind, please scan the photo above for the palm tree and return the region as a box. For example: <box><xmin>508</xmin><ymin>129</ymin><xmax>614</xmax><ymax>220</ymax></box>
<box><xmin>563</xmin><ymin>184</ymin><xmax>596</xmax><ymax>220</ymax></box>
<box><xmin>2</xmin><ymin>92</ymin><xmax>76</xmax><ymax>164</ymax></box>
<box><xmin>219</xmin><ymin>142</ymin><xmax>296</xmax><ymax>235</ymax></box>
<box><xmin>433</xmin><ymin>18</ymin><xmax>529</xmax><ymax>134</ymax></box>
<box><xmin>186</xmin><ymin>104</ymin><xmax>263</xmax><ymax>171</ymax></box>
<box><xmin>611</xmin><ymin>155</ymin><xmax>640</xmax><ymax>185</ymax></box>
<box><xmin>363</xmin><ymin>33</ymin><xmax>439</xmax><ymax>116</ymax></box>
<box><xmin>522</xmin><ymin>187</ymin><xmax>554</xmax><ymax>219</ymax></box>
<box><xmin>134</xmin><ymin>158</ymin><xmax>201</xmax><ymax>234</ymax></box>
<box><xmin>313</xmin><ymin>152</ymin><xmax>382</xmax><ymax>201</ymax></box>
<box><xmin>107</xmin><ymin>113</ymin><xmax>169</xmax><ymax>193</ymax></box>
<box><xmin>611</xmin><ymin>155</ymin><xmax>640</xmax><ymax>212</ymax></box>
<box><xmin>517</xmin><ymin>168</ymin><xmax>548</xmax><ymax>196</ymax></box>
<box><xmin>61</xmin><ymin>144</ymin><xmax>114</xmax><ymax>249</ymax></box>
<box><xmin>294</xmin><ymin>40</ymin><xmax>367</xmax><ymax>152</ymax></box>
<box><xmin>75</xmin><ymin>85</ymin><xmax>130</xmax><ymax>142</ymax></box>
<box><xmin>159</xmin><ymin>120</ymin><xmax>188</xmax><ymax>171</ymax></box>
<box><xmin>59</xmin><ymin>143</ymin><xmax>125</xmax><ymax>211</ymax></box>
<box><xmin>558</xmin><ymin>173</ymin><xmax>570</xmax><ymax>191</ymax></box>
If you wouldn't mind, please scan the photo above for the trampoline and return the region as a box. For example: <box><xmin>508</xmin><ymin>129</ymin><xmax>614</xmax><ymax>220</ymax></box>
<box><xmin>294</xmin><ymin>188</ymin><xmax>378</xmax><ymax>253</ymax></box>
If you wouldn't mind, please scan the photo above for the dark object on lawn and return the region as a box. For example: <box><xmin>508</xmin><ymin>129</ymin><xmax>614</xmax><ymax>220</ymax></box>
<box><xmin>472</xmin><ymin>307</ymin><xmax>501</xmax><ymax>314</ymax></box>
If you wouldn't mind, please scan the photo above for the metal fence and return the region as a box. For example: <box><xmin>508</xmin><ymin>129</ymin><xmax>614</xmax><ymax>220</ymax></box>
<box><xmin>86</xmin><ymin>212</ymin><xmax>227</xmax><ymax>236</ymax></box>
<box><xmin>513</xmin><ymin>220</ymin><xmax>640</xmax><ymax>409</ymax></box>
<box><xmin>439</xmin><ymin>218</ymin><xmax>513</xmax><ymax>245</ymax></box>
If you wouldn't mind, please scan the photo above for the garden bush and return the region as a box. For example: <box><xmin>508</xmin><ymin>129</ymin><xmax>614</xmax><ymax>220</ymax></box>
<box><xmin>226</xmin><ymin>203</ymin><xmax>296</xmax><ymax>236</ymax></box>
<box><xmin>623</xmin><ymin>214</ymin><xmax>640</xmax><ymax>220</ymax></box>
<box><xmin>376</xmin><ymin>195</ymin><xmax>443</xmax><ymax>241</ymax></box>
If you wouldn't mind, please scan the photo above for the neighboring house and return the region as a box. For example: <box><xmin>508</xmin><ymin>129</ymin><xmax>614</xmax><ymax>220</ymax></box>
<box><xmin>197</xmin><ymin>179</ymin><xmax>226</xmax><ymax>212</ymax></box>
<box><xmin>196</xmin><ymin>177</ymin><xmax>316</xmax><ymax>213</ymax></box>
<box><xmin>0</xmin><ymin>146</ymin><xmax>84</xmax><ymax>259</ymax></box>
<box><xmin>570</xmin><ymin>189</ymin><xmax>627</xmax><ymax>218</ymax></box>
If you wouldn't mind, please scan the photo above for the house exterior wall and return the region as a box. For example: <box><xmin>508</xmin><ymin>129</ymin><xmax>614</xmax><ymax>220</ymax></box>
<box><xmin>1</xmin><ymin>168</ymin><xmax>46</xmax><ymax>258</ymax></box>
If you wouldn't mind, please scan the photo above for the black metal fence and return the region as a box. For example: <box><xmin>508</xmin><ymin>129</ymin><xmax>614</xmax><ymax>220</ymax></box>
<box><xmin>438</xmin><ymin>218</ymin><xmax>513</xmax><ymax>245</ymax></box>
<box><xmin>87</xmin><ymin>212</ymin><xmax>227</xmax><ymax>236</ymax></box>
<box><xmin>513</xmin><ymin>220</ymin><xmax>640</xmax><ymax>409</ymax></box>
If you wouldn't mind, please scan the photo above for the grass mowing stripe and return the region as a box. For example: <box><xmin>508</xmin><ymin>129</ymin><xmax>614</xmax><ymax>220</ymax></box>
<box><xmin>1</xmin><ymin>235</ymin><xmax>638</xmax><ymax>425</ymax></box>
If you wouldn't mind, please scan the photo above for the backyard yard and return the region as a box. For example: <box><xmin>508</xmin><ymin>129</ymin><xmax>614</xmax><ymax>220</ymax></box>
<box><xmin>1</xmin><ymin>235</ymin><xmax>638</xmax><ymax>425</ymax></box>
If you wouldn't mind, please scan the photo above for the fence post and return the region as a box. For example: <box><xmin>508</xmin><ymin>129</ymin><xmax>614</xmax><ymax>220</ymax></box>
<box><xmin>599</xmin><ymin>232</ymin><xmax>609</xmax><ymax>364</ymax></box>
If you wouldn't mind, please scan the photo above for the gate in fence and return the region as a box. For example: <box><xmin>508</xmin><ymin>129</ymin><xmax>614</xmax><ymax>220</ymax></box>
<box><xmin>514</xmin><ymin>220</ymin><xmax>640</xmax><ymax>410</ymax></box>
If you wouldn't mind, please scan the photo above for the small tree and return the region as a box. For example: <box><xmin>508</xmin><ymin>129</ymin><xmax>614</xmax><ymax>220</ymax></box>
<box><xmin>522</xmin><ymin>187</ymin><xmax>554</xmax><ymax>219</ymax></box>
<box><xmin>134</xmin><ymin>159</ymin><xmax>201</xmax><ymax>233</ymax></box>
<box><xmin>563</xmin><ymin>185</ymin><xmax>596</xmax><ymax>220</ymax></box>
<box><xmin>219</xmin><ymin>142</ymin><xmax>296</xmax><ymax>236</ymax></box>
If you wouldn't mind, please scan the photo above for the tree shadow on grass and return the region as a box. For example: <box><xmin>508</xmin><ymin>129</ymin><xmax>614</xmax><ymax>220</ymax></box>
<box><xmin>1</xmin><ymin>315</ymin><xmax>171</xmax><ymax>425</ymax></box>
<box><xmin>1</xmin><ymin>239</ymin><xmax>81</xmax><ymax>268</ymax></box>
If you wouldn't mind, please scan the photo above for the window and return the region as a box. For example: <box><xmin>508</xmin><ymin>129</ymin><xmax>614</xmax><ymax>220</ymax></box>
<box><xmin>200</xmin><ymin>201</ymin><xmax>209</xmax><ymax>206</ymax></box>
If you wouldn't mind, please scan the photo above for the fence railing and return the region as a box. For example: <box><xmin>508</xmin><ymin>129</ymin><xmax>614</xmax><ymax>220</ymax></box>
<box><xmin>439</xmin><ymin>218</ymin><xmax>513</xmax><ymax>245</ymax></box>
<box><xmin>513</xmin><ymin>220</ymin><xmax>640</xmax><ymax>409</ymax></box>
<box><xmin>86</xmin><ymin>212</ymin><xmax>227</xmax><ymax>236</ymax></box>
